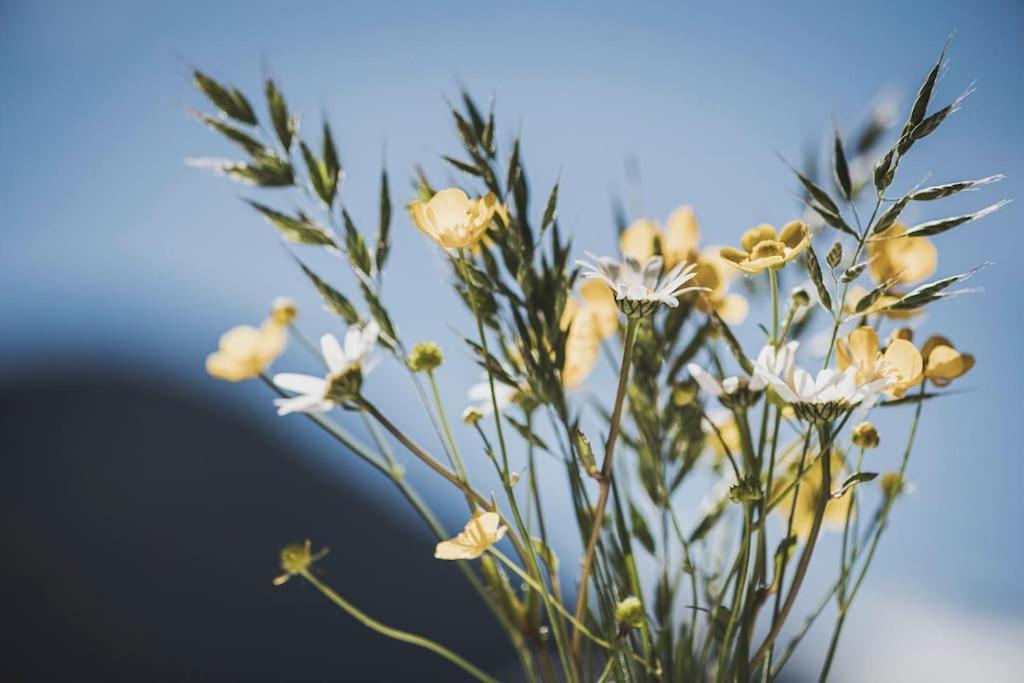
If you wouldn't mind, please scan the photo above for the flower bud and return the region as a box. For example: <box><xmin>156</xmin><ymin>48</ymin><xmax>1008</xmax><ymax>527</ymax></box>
<box><xmin>407</xmin><ymin>341</ymin><xmax>444</xmax><ymax>372</ymax></box>
<box><xmin>852</xmin><ymin>421</ymin><xmax>880</xmax><ymax>449</ymax></box>
<box><xmin>889</xmin><ymin>327</ymin><xmax>914</xmax><ymax>344</ymax></box>
<box><xmin>271</xmin><ymin>297</ymin><xmax>298</xmax><ymax>325</ymax></box>
<box><xmin>729</xmin><ymin>475</ymin><xmax>763</xmax><ymax>503</ymax></box>
<box><xmin>462</xmin><ymin>407</ymin><xmax>484</xmax><ymax>426</ymax></box>
<box><xmin>273</xmin><ymin>540</ymin><xmax>327</xmax><ymax>585</ymax></box>
<box><xmin>671</xmin><ymin>382</ymin><xmax>698</xmax><ymax>407</ymax></box>
<box><xmin>880</xmin><ymin>472</ymin><xmax>904</xmax><ymax>500</ymax></box>
<box><xmin>790</xmin><ymin>287</ymin><xmax>811</xmax><ymax>307</ymax></box>
<box><xmin>614</xmin><ymin>596</ymin><xmax>645</xmax><ymax>629</ymax></box>
<box><xmin>573</xmin><ymin>429</ymin><xmax>598</xmax><ymax>476</ymax></box>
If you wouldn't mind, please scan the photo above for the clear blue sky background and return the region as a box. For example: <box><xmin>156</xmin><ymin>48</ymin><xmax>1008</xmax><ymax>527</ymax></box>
<box><xmin>3</xmin><ymin>1</ymin><xmax>1022</xmax><ymax>679</ymax></box>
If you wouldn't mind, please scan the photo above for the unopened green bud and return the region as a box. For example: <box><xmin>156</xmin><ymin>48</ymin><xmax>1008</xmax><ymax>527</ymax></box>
<box><xmin>790</xmin><ymin>287</ymin><xmax>811</xmax><ymax>307</ymax></box>
<box><xmin>880</xmin><ymin>472</ymin><xmax>904</xmax><ymax>500</ymax></box>
<box><xmin>573</xmin><ymin>429</ymin><xmax>598</xmax><ymax>476</ymax></box>
<box><xmin>407</xmin><ymin>341</ymin><xmax>443</xmax><ymax>372</ymax></box>
<box><xmin>273</xmin><ymin>540</ymin><xmax>327</xmax><ymax>585</ymax></box>
<box><xmin>729</xmin><ymin>475</ymin><xmax>763</xmax><ymax>504</ymax></box>
<box><xmin>852</xmin><ymin>421</ymin><xmax>880</xmax><ymax>449</ymax></box>
<box><xmin>614</xmin><ymin>596</ymin><xmax>645</xmax><ymax>629</ymax></box>
<box><xmin>271</xmin><ymin>296</ymin><xmax>298</xmax><ymax>325</ymax></box>
<box><xmin>672</xmin><ymin>382</ymin><xmax>698</xmax><ymax>407</ymax></box>
<box><xmin>462</xmin><ymin>406</ymin><xmax>484</xmax><ymax>426</ymax></box>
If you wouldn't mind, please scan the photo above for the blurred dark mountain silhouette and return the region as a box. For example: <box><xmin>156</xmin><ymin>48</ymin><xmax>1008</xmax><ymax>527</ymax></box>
<box><xmin>0</xmin><ymin>364</ymin><xmax>512</xmax><ymax>682</ymax></box>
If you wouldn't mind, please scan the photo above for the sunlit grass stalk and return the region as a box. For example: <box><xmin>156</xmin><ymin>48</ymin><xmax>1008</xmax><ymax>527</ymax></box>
<box><xmin>571</xmin><ymin>316</ymin><xmax>641</xmax><ymax>660</ymax></box>
<box><xmin>298</xmin><ymin>568</ymin><xmax>499</xmax><ymax>683</ymax></box>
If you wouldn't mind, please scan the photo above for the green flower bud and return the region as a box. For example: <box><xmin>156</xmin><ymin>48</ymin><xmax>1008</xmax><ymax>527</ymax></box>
<box><xmin>273</xmin><ymin>540</ymin><xmax>327</xmax><ymax>585</ymax></box>
<box><xmin>852</xmin><ymin>421</ymin><xmax>880</xmax><ymax>449</ymax></box>
<box><xmin>880</xmin><ymin>472</ymin><xmax>904</xmax><ymax>500</ymax></box>
<box><xmin>614</xmin><ymin>596</ymin><xmax>645</xmax><ymax>629</ymax></box>
<box><xmin>729</xmin><ymin>475</ymin><xmax>763</xmax><ymax>504</ymax></box>
<box><xmin>271</xmin><ymin>296</ymin><xmax>298</xmax><ymax>325</ymax></box>
<box><xmin>790</xmin><ymin>287</ymin><xmax>811</xmax><ymax>307</ymax></box>
<box><xmin>573</xmin><ymin>429</ymin><xmax>598</xmax><ymax>476</ymax></box>
<box><xmin>462</xmin><ymin>406</ymin><xmax>484</xmax><ymax>426</ymax></box>
<box><xmin>407</xmin><ymin>341</ymin><xmax>443</xmax><ymax>372</ymax></box>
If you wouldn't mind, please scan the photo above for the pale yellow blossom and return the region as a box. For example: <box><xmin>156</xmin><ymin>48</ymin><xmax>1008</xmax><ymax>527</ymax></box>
<box><xmin>434</xmin><ymin>510</ymin><xmax>508</xmax><ymax>560</ymax></box>
<box><xmin>206</xmin><ymin>319</ymin><xmax>287</xmax><ymax>381</ymax></box>
<box><xmin>720</xmin><ymin>221</ymin><xmax>810</xmax><ymax>274</ymax></box>
<box><xmin>410</xmin><ymin>188</ymin><xmax>500</xmax><ymax>249</ymax></box>
<box><xmin>836</xmin><ymin>326</ymin><xmax>923</xmax><ymax>398</ymax></box>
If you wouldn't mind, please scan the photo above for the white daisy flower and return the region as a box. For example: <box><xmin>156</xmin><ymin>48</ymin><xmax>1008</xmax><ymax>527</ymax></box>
<box><xmin>467</xmin><ymin>373</ymin><xmax>519</xmax><ymax>416</ymax></box>
<box><xmin>687</xmin><ymin>362</ymin><xmax>766</xmax><ymax>408</ymax></box>
<box><xmin>576</xmin><ymin>252</ymin><xmax>707</xmax><ymax>317</ymax></box>
<box><xmin>753</xmin><ymin>342</ymin><xmax>890</xmax><ymax>423</ymax></box>
<box><xmin>272</xmin><ymin>321</ymin><xmax>380</xmax><ymax>415</ymax></box>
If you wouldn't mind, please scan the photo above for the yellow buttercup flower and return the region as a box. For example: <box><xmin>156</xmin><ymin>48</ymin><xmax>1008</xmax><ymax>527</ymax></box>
<box><xmin>619</xmin><ymin>206</ymin><xmax>701</xmax><ymax>269</ymax></box>
<box><xmin>560</xmin><ymin>280</ymin><xmax>618</xmax><ymax>388</ymax></box>
<box><xmin>410</xmin><ymin>188</ymin><xmax>500</xmax><ymax>249</ymax></box>
<box><xmin>693</xmin><ymin>247</ymin><xmax>748</xmax><ymax>324</ymax></box>
<box><xmin>206</xmin><ymin>319</ymin><xmax>287</xmax><ymax>381</ymax></box>
<box><xmin>720</xmin><ymin>221</ymin><xmax>810</xmax><ymax>274</ymax></box>
<box><xmin>868</xmin><ymin>223</ymin><xmax>937</xmax><ymax>285</ymax></box>
<box><xmin>836</xmin><ymin>326</ymin><xmax>923</xmax><ymax>398</ymax></box>
<box><xmin>775</xmin><ymin>450</ymin><xmax>850</xmax><ymax>540</ymax></box>
<box><xmin>921</xmin><ymin>335</ymin><xmax>975</xmax><ymax>386</ymax></box>
<box><xmin>434</xmin><ymin>510</ymin><xmax>508</xmax><ymax>560</ymax></box>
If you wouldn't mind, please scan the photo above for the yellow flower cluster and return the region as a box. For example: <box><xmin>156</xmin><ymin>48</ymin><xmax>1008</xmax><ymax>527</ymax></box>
<box><xmin>620</xmin><ymin>206</ymin><xmax>748</xmax><ymax>323</ymax></box>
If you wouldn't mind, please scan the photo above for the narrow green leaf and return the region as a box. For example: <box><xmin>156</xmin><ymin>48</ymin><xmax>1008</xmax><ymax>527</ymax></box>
<box><xmin>888</xmin><ymin>263</ymin><xmax>988</xmax><ymax>310</ymax></box>
<box><xmin>833</xmin><ymin>129</ymin><xmax>852</xmax><ymax>199</ymax></box>
<box><xmin>375</xmin><ymin>169</ymin><xmax>392</xmax><ymax>273</ymax></box>
<box><xmin>197</xmin><ymin>114</ymin><xmax>268</xmax><ymax>156</ymax></box>
<box><xmin>296</xmin><ymin>260</ymin><xmax>360</xmax><ymax>324</ymax></box>
<box><xmin>541</xmin><ymin>181</ymin><xmax>559</xmax><ymax>233</ymax></box>
<box><xmin>902</xmin><ymin>200</ymin><xmax>1009</xmax><ymax>238</ymax></box>
<box><xmin>831</xmin><ymin>472</ymin><xmax>878</xmax><ymax>499</ymax></box>
<box><xmin>872</xmin><ymin>195</ymin><xmax>911</xmax><ymax>234</ymax></box>
<box><xmin>342</xmin><ymin>209</ymin><xmax>373</xmax><ymax>275</ymax></box>
<box><xmin>245</xmin><ymin>200</ymin><xmax>336</xmax><ymax>247</ymax></box>
<box><xmin>264</xmin><ymin>79</ymin><xmax>294</xmax><ymax>151</ymax></box>
<box><xmin>910</xmin><ymin>175</ymin><xmax>1004</xmax><ymax>201</ymax></box>
<box><xmin>804</xmin><ymin>246</ymin><xmax>833</xmax><ymax>313</ymax></box>
<box><xmin>192</xmin><ymin>69</ymin><xmax>257</xmax><ymax>125</ymax></box>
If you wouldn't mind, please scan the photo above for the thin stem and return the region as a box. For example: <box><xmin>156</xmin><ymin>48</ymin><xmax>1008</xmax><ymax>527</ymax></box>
<box><xmin>751</xmin><ymin>422</ymin><xmax>836</xmax><ymax>669</ymax></box>
<box><xmin>571</xmin><ymin>316</ymin><xmax>640</xmax><ymax>659</ymax></box>
<box><xmin>769</xmin><ymin>268</ymin><xmax>780</xmax><ymax>345</ymax></box>
<box><xmin>456</xmin><ymin>250</ymin><xmax>574</xmax><ymax>679</ymax></box>
<box><xmin>298</xmin><ymin>570</ymin><xmax>499</xmax><ymax>683</ymax></box>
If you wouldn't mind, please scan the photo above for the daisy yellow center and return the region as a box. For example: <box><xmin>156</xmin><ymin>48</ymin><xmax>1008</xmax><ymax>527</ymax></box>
<box><xmin>751</xmin><ymin>240</ymin><xmax>786</xmax><ymax>260</ymax></box>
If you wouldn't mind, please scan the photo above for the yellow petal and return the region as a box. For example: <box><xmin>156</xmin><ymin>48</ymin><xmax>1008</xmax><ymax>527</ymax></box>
<box><xmin>662</xmin><ymin>206</ymin><xmax>700</xmax><ymax>268</ymax></box>
<box><xmin>720</xmin><ymin>246</ymin><xmax>748</xmax><ymax>264</ymax></box>
<box><xmin>778</xmin><ymin>220</ymin><xmax>809</xmax><ymax>249</ymax></box>
<box><xmin>620</xmin><ymin>219</ymin><xmax>659</xmax><ymax>262</ymax></box>
<box><xmin>848</xmin><ymin>327</ymin><xmax>880</xmax><ymax>366</ymax></box>
<box><xmin>926</xmin><ymin>344</ymin><xmax>966</xmax><ymax>382</ymax></box>
<box><xmin>220</xmin><ymin>325</ymin><xmax>262</xmax><ymax>356</ymax></box>
<box><xmin>716</xmin><ymin>293</ymin><xmax>748</xmax><ymax>325</ymax></box>
<box><xmin>206</xmin><ymin>351</ymin><xmax>254</xmax><ymax>381</ymax></box>
<box><xmin>579</xmin><ymin>280</ymin><xmax>619</xmax><ymax>338</ymax></box>
<box><xmin>883</xmin><ymin>339</ymin><xmax>923</xmax><ymax>393</ymax></box>
<box><xmin>740</xmin><ymin>224</ymin><xmax>777</xmax><ymax>252</ymax></box>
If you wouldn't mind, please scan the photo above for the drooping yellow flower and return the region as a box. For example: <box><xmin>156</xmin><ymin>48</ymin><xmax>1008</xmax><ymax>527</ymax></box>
<box><xmin>434</xmin><ymin>510</ymin><xmax>508</xmax><ymax>560</ymax></box>
<box><xmin>559</xmin><ymin>280</ymin><xmax>618</xmax><ymax>388</ymax></box>
<box><xmin>720</xmin><ymin>221</ymin><xmax>810</xmax><ymax>274</ymax></box>
<box><xmin>619</xmin><ymin>206</ymin><xmax>701</xmax><ymax>269</ymax></box>
<box><xmin>836</xmin><ymin>326</ymin><xmax>923</xmax><ymax>398</ymax></box>
<box><xmin>206</xmin><ymin>319</ymin><xmax>287</xmax><ymax>381</ymax></box>
<box><xmin>410</xmin><ymin>188</ymin><xmax>499</xmax><ymax>249</ymax></box>
<box><xmin>921</xmin><ymin>335</ymin><xmax>975</xmax><ymax>387</ymax></box>
<box><xmin>775</xmin><ymin>450</ymin><xmax>850</xmax><ymax>540</ymax></box>
<box><xmin>868</xmin><ymin>223</ymin><xmax>937</xmax><ymax>285</ymax></box>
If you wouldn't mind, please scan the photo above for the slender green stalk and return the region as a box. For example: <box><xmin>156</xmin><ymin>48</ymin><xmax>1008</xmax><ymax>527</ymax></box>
<box><xmin>456</xmin><ymin>250</ymin><xmax>574</xmax><ymax>679</ymax></box>
<box><xmin>298</xmin><ymin>569</ymin><xmax>499</xmax><ymax>683</ymax></box>
<box><xmin>769</xmin><ymin>268</ymin><xmax>780</xmax><ymax>345</ymax></box>
<box><xmin>717</xmin><ymin>502</ymin><xmax>753</xmax><ymax>681</ymax></box>
<box><xmin>751</xmin><ymin>423</ymin><xmax>835</xmax><ymax>669</ymax></box>
<box><xmin>571</xmin><ymin>316</ymin><xmax>640</xmax><ymax>660</ymax></box>
<box><xmin>818</xmin><ymin>383</ymin><xmax>927</xmax><ymax>681</ymax></box>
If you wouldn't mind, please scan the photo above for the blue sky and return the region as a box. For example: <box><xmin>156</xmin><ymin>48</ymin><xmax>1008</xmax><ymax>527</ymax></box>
<box><xmin>3</xmin><ymin>1</ymin><xmax>1023</xmax><ymax>678</ymax></box>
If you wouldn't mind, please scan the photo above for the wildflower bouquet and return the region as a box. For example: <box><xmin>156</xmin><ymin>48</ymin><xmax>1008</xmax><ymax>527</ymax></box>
<box><xmin>193</xmin><ymin>42</ymin><xmax>998</xmax><ymax>682</ymax></box>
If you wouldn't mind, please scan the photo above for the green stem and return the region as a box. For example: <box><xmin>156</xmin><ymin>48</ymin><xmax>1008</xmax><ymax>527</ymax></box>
<box><xmin>769</xmin><ymin>268</ymin><xmax>780</xmax><ymax>345</ymax></box>
<box><xmin>571</xmin><ymin>316</ymin><xmax>640</xmax><ymax>660</ymax></box>
<box><xmin>299</xmin><ymin>570</ymin><xmax>499</xmax><ymax>683</ymax></box>
<box><xmin>456</xmin><ymin>250</ymin><xmax>574</xmax><ymax>679</ymax></box>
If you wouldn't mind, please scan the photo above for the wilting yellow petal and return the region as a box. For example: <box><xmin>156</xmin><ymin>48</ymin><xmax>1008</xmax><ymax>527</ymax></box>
<box><xmin>434</xmin><ymin>510</ymin><xmax>508</xmax><ymax>560</ymax></box>
<box><xmin>620</xmin><ymin>219</ymin><xmax>659</xmax><ymax>262</ymax></box>
<box><xmin>662</xmin><ymin>206</ymin><xmax>700</xmax><ymax>268</ymax></box>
